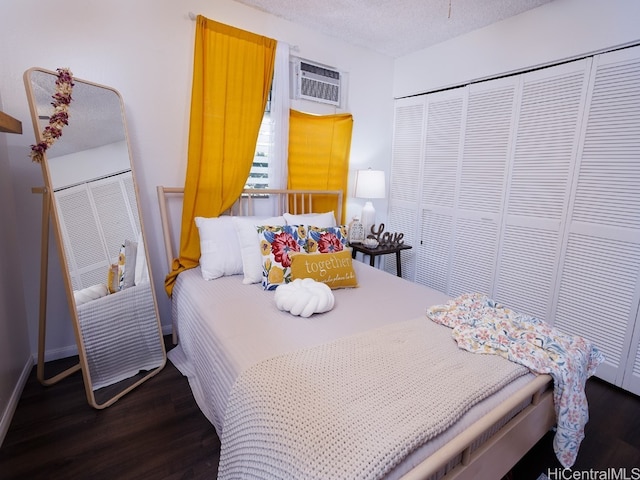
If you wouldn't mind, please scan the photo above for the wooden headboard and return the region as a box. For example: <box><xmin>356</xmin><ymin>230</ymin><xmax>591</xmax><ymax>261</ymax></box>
<box><xmin>156</xmin><ymin>187</ymin><xmax>344</xmax><ymax>270</ymax></box>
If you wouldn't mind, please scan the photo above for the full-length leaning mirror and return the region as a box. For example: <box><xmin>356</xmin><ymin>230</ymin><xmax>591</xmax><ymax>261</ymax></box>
<box><xmin>24</xmin><ymin>67</ymin><xmax>166</xmax><ymax>409</ymax></box>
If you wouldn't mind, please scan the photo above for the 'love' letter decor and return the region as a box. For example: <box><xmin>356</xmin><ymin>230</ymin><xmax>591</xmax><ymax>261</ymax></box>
<box><xmin>368</xmin><ymin>223</ymin><xmax>404</xmax><ymax>246</ymax></box>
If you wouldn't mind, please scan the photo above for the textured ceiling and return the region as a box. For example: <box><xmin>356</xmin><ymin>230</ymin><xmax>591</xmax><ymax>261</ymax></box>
<box><xmin>234</xmin><ymin>0</ymin><xmax>553</xmax><ymax>58</ymax></box>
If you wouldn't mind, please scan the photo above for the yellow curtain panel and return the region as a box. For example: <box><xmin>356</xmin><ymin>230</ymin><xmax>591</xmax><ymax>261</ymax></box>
<box><xmin>287</xmin><ymin>110</ymin><xmax>353</xmax><ymax>218</ymax></box>
<box><xmin>165</xmin><ymin>16</ymin><xmax>276</xmax><ymax>295</ymax></box>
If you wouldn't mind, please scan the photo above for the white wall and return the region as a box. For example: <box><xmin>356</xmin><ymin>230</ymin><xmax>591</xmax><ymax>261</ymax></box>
<box><xmin>49</xmin><ymin>141</ymin><xmax>130</xmax><ymax>190</ymax></box>
<box><xmin>0</xmin><ymin>106</ymin><xmax>31</xmax><ymax>443</ymax></box>
<box><xmin>394</xmin><ymin>0</ymin><xmax>640</xmax><ymax>98</ymax></box>
<box><xmin>0</xmin><ymin>0</ymin><xmax>394</xmax><ymax>363</ymax></box>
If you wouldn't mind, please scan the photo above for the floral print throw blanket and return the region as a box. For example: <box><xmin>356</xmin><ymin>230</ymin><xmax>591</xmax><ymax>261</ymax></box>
<box><xmin>426</xmin><ymin>293</ymin><xmax>604</xmax><ymax>468</ymax></box>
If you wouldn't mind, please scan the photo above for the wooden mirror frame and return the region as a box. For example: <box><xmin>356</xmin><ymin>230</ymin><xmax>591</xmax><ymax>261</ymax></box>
<box><xmin>23</xmin><ymin>67</ymin><xmax>166</xmax><ymax>409</ymax></box>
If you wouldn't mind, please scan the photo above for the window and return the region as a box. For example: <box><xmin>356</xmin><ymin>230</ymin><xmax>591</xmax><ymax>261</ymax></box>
<box><xmin>245</xmin><ymin>91</ymin><xmax>273</xmax><ymax>189</ymax></box>
<box><xmin>245</xmin><ymin>43</ymin><xmax>291</xmax><ymax>191</ymax></box>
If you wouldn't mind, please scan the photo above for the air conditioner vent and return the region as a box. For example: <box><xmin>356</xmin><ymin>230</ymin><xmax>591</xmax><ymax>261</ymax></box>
<box><xmin>292</xmin><ymin>58</ymin><xmax>342</xmax><ymax>106</ymax></box>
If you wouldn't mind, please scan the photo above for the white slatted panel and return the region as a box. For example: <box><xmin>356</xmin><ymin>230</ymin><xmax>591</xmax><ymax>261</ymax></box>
<box><xmin>391</xmin><ymin>102</ymin><xmax>424</xmax><ymax>203</ymax></box>
<box><xmin>555</xmin><ymin>47</ymin><xmax>640</xmax><ymax>391</ymax></box>
<box><xmin>508</xmin><ymin>67</ymin><xmax>587</xmax><ymax>220</ymax></box>
<box><xmin>123</xmin><ymin>174</ymin><xmax>141</xmax><ymax>235</ymax></box>
<box><xmin>391</xmin><ymin>47</ymin><xmax>640</xmax><ymax>395</ymax></box>
<box><xmin>55</xmin><ymin>172</ymin><xmax>140</xmax><ymax>291</ymax></box>
<box><xmin>634</xmin><ymin>334</ymin><xmax>640</xmax><ymax>376</ymax></box>
<box><xmin>573</xmin><ymin>57</ymin><xmax>640</xmax><ymax>229</ymax></box>
<box><xmin>450</xmin><ymin>218</ymin><xmax>497</xmax><ymax>297</ymax></box>
<box><xmin>80</xmin><ymin>267</ymin><xmax>108</xmax><ymax>290</ymax></box>
<box><xmin>496</xmin><ymin>61</ymin><xmax>588</xmax><ymax>324</ymax></box>
<box><xmin>554</xmin><ymin>233</ymin><xmax>640</xmax><ymax>381</ymax></box>
<box><xmin>56</xmin><ymin>187</ymin><xmax>109</xmax><ymax>290</ymax></box>
<box><xmin>495</xmin><ymin>224</ymin><xmax>558</xmax><ymax>321</ymax></box>
<box><xmin>383</xmin><ymin>205</ymin><xmax>417</xmax><ymax>280</ymax></box>
<box><xmin>415</xmin><ymin>209</ymin><xmax>452</xmax><ymax>291</ymax></box>
<box><xmin>90</xmin><ymin>178</ymin><xmax>137</xmax><ymax>261</ymax></box>
<box><xmin>422</xmin><ymin>95</ymin><xmax>463</xmax><ymax>208</ymax></box>
<box><xmin>630</xmin><ymin>329</ymin><xmax>640</xmax><ymax>394</ymax></box>
<box><xmin>450</xmin><ymin>80</ymin><xmax>517</xmax><ymax>298</ymax></box>
<box><xmin>459</xmin><ymin>82</ymin><xmax>515</xmax><ymax>213</ymax></box>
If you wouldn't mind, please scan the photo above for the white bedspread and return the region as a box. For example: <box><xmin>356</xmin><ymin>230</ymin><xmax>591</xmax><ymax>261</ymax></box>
<box><xmin>76</xmin><ymin>282</ymin><xmax>165</xmax><ymax>390</ymax></box>
<box><xmin>218</xmin><ymin>317</ymin><xmax>528</xmax><ymax>480</ymax></box>
<box><xmin>169</xmin><ymin>262</ymin><xmax>539</xmax><ymax>479</ymax></box>
<box><xmin>170</xmin><ymin>262</ymin><xmax>452</xmax><ymax>431</ymax></box>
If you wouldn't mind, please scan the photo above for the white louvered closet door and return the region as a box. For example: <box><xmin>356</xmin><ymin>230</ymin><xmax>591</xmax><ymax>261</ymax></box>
<box><xmin>55</xmin><ymin>171</ymin><xmax>140</xmax><ymax>291</ymax></box>
<box><xmin>56</xmin><ymin>187</ymin><xmax>110</xmax><ymax>290</ymax></box>
<box><xmin>449</xmin><ymin>77</ymin><xmax>518</xmax><ymax>297</ymax></box>
<box><xmin>553</xmin><ymin>46</ymin><xmax>640</xmax><ymax>393</ymax></box>
<box><xmin>390</xmin><ymin>46</ymin><xmax>640</xmax><ymax>393</ymax></box>
<box><xmin>494</xmin><ymin>59</ymin><xmax>591</xmax><ymax>322</ymax></box>
<box><xmin>415</xmin><ymin>88</ymin><xmax>466</xmax><ymax>289</ymax></box>
<box><xmin>385</xmin><ymin>97</ymin><xmax>427</xmax><ymax>281</ymax></box>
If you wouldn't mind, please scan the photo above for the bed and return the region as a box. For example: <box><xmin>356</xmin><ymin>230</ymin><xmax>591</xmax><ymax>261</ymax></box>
<box><xmin>157</xmin><ymin>187</ymin><xmax>557</xmax><ymax>479</ymax></box>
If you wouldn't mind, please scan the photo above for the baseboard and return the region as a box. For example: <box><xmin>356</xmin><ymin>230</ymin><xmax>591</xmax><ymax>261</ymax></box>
<box><xmin>35</xmin><ymin>323</ymin><xmax>172</xmax><ymax>364</ymax></box>
<box><xmin>39</xmin><ymin>343</ymin><xmax>78</xmax><ymax>363</ymax></box>
<box><xmin>1</xmin><ymin>324</ymin><xmax>174</xmax><ymax>446</ymax></box>
<box><xmin>0</xmin><ymin>354</ymin><xmax>34</xmax><ymax>447</ymax></box>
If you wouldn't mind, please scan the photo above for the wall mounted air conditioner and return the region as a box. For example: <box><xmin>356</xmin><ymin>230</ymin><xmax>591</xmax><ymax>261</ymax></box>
<box><xmin>291</xmin><ymin>58</ymin><xmax>343</xmax><ymax>107</ymax></box>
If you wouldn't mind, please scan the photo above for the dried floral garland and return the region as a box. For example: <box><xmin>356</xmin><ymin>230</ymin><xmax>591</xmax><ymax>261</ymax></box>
<box><xmin>29</xmin><ymin>68</ymin><xmax>74</xmax><ymax>163</ymax></box>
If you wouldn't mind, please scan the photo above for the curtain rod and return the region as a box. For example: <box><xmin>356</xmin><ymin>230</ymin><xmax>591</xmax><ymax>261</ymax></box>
<box><xmin>187</xmin><ymin>12</ymin><xmax>300</xmax><ymax>52</ymax></box>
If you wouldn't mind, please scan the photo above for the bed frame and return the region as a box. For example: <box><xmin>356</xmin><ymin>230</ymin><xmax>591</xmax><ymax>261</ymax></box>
<box><xmin>157</xmin><ymin>187</ymin><xmax>343</xmax><ymax>271</ymax></box>
<box><xmin>156</xmin><ymin>186</ymin><xmax>555</xmax><ymax>480</ymax></box>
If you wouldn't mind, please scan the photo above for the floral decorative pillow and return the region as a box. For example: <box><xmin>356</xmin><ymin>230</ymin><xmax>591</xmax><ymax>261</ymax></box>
<box><xmin>258</xmin><ymin>225</ymin><xmax>307</xmax><ymax>290</ymax></box>
<box><xmin>305</xmin><ymin>225</ymin><xmax>348</xmax><ymax>254</ymax></box>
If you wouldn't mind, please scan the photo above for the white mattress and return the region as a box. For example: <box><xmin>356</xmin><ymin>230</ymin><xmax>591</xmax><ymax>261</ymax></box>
<box><xmin>169</xmin><ymin>261</ymin><xmax>537</xmax><ymax>479</ymax></box>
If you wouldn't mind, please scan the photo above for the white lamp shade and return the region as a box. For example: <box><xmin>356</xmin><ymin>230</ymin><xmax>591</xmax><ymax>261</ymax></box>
<box><xmin>355</xmin><ymin>169</ymin><xmax>386</xmax><ymax>199</ymax></box>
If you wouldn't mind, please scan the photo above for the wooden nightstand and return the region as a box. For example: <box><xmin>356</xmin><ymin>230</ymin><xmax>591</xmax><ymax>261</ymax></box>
<box><xmin>350</xmin><ymin>243</ymin><xmax>412</xmax><ymax>277</ymax></box>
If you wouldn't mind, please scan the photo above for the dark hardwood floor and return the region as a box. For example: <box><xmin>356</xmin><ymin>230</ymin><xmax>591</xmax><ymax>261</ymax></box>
<box><xmin>0</xmin><ymin>338</ymin><xmax>219</xmax><ymax>480</ymax></box>
<box><xmin>1</xmin><ymin>337</ymin><xmax>639</xmax><ymax>479</ymax></box>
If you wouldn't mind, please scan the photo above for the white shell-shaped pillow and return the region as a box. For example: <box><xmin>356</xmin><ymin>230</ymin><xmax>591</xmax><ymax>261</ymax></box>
<box><xmin>274</xmin><ymin>278</ymin><xmax>335</xmax><ymax>318</ymax></box>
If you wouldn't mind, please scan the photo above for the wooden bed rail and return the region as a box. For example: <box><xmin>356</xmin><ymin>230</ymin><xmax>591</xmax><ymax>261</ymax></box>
<box><xmin>157</xmin><ymin>186</ymin><xmax>182</xmax><ymax>272</ymax></box>
<box><xmin>403</xmin><ymin>374</ymin><xmax>555</xmax><ymax>480</ymax></box>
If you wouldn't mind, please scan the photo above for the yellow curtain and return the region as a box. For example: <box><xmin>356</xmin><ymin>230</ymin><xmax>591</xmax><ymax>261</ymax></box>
<box><xmin>287</xmin><ymin>110</ymin><xmax>353</xmax><ymax>219</ymax></box>
<box><xmin>165</xmin><ymin>16</ymin><xmax>276</xmax><ymax>295</ymax></box>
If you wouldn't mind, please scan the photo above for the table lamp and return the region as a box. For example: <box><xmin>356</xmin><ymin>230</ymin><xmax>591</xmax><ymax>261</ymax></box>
<box><xmin>354</xmin><ymin>168</ymin><xmax>386</xmax><ymax>237</ymax></box>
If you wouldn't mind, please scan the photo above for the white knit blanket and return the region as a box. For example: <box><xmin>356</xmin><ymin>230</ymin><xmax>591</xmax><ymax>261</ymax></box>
<box><xmin>218</xmin><ymin>317</ymin><xmax>528</xmax><ymax>479</ymax></box>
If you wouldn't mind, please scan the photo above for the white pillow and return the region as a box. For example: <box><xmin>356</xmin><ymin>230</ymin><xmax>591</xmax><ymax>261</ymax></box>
<box><xmin>232</xmin><ymin>215</ymin><xmax>286</xmax><ymax>284</ymax></box>
<box><xmin>195</xmin><ymin>216</ymin><xmax>244</xmax><ymax>280</ymax></box>
<box><xmin>283</xmin><ymin>211</ymin><xmax>337</xmax><ymax>228</ymax></box>
<box><xmin>74</xmin><ymin>283</ymin><xmax>109</xmax><ymax>306</ymax></box>
<box><xmin>122</xmin><ymin>239</ymin><xmax>138</xmax><ymax>289</ymax></box>
<box><xmin>134</xmin><ymin>231</ymin><xmax>149</xmax><ymax>285</ymax></box>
